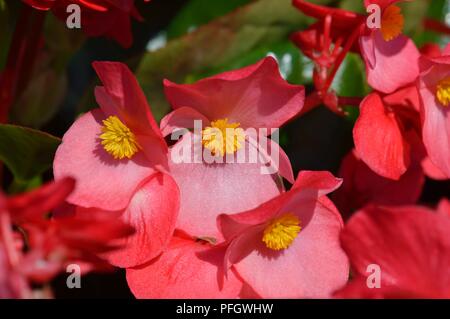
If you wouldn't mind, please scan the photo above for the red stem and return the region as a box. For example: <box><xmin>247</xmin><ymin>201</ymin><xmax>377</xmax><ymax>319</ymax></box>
<box><xmin>424</xmin><ymin>18</ymin><xmax>450</xmax><ymax>36</ymax></box>
<box><xmin>338</xmin><ymin>96</ymin><xmax>363</xmax><ymax>107</ymax></box>
<box><xmin>323</xmin><ymin>23</ymin><xmax>364</xmax><ymax>93</ymax></box>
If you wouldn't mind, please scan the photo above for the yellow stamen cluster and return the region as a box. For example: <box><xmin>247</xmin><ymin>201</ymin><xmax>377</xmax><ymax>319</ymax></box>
<box><xmin>202</xmin><ymin>118</ymin><xmax>245</xmax><ymax>156</ymax></box>
<box><xmin>262</xmin><ymin>213</ymin><xmax>301</xmax><ymax>251</ymax></box>
<box><xmin>381</xmin><ymin>5</ymin><xmax>404</xmax><ymax>42</ymax></box>
<box><xmin>436</xmin><ymin>77</ymin><xmax>450</xmax><ymax>108</ymax></box>
<box><xmin>99</xmin><ymin>116</ymin><xmax>140</xmax><ymax>160</ymax></box>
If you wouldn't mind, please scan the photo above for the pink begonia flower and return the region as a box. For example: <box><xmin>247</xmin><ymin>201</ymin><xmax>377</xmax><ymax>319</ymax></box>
<box><xmin>160</xmin><ymin>57</ymin><xmax>305</xmax><ymax>240</ymax></box>
<box><xmin>126</xmin><ymin>230</ymin><xmax>244</xmax><ymax>298</ymax></box>
<box><xmin>334</xmin><ymin>201</ymin><xmax>450</xmax><ymax>298</ymax></box>
<box><xmin>360</xmin><ymin>1</ymin><xmax>420</xmax><ymax>94</ymax></box>
<box><xmin>54</xmin><ymin>61</ymin><xmax>168</xmax><ymax>211</ymax></box>
<box><xmin>217</xmin><ymin>171</ymin><xmax>349</xmax><ymax>298</ymax></box>
<box><xmin>417</xmin><ymin>44</ymin><xmax>450</xmax><ymax>178</ymax></box>
<box><xmin>54</xmin><ymin>62</ymin><xmax>179</xmax><ymax>267</ymax></box>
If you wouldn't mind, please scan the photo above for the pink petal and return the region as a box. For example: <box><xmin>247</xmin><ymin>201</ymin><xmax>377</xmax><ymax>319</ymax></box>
<box><xmin>169</xmin><ymin>133</ymin><xmax>283</xmax><ymax>240</ymax></box>
<box><xmin>247</xmin><ymin>134</ymin><xmax>295</xmax><ymax>184</ymax></box>
<box><xmin>92</xmin><ymin>62</ymin><xmax>165</xmax><ymax>146</ymax></box>
<box><xmin>218</xmin><ymin>171</ymin><xmax>342</xmax><ymax>241</ymax></box>
<box><xmin>354</xmin><ymin>93</ymin><xmax>410</xmax><ymax>180</ymax></box>
<box><xmin>126</xmin><ymin>231</ymin><xmax>243</xmax><ymax>298</ymax></box>
<box><xmin>227</xmin><ymin>197</ymin><xmax>348</xmax><ymax>298</ymax></box>
<box><xmin>100</xmin><ymin>173</ymin><xmax>180</xmax><ymax>268</ymax></box>
<box><xmin>418</xmin><ymin>63</ymin><xmax>450</xmax><ymax>178</ymax></box>
<box><xmin>53</xmin><ymin>110</ymin><xmax>155</xmax><ymax>211</ymax></box>
<box><xmin>360</xmin><ymin>32</ymin><xmax>420</xmax><ymax>94</ymax></box>
<box><xmin>160</xmin><ymin>107</ymin><xmax>210</xmax><ymax>137</ymax></box>
<box><xmin>292</xmin><ymin>170</ymin><xmax>343</xmax><ymax>194</ymax></box>
<box><xmin>164</xmin><ymin>57</ymin><xmax>305</xmax><ymax>130</ymax></box>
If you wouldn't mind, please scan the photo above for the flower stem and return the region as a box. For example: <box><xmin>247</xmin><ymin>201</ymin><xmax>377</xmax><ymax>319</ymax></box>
<box><xmin>424</xmin><ymin>18</ymin><xmax>450</xmax><ymax>36</ymax></box>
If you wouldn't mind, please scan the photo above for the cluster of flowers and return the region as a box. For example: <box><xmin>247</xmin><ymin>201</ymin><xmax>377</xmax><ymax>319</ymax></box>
<box><xmin>2</xmin><ymin>0</ymin><xmax>448</xmax><ymax>299</ymax></box>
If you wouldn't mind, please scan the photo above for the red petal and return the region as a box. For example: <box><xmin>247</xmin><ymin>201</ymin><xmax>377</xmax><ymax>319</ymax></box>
<box><xmin>354</xmin><ymin>93</ymin><xmax>410</xmax><ymax>180</ymax></box>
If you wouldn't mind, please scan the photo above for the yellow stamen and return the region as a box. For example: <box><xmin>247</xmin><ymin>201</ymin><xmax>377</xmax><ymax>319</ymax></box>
<box><xmin>436</xmin><ymin>77</ymin><xmax>450</xmax><ymax>108</ymax></box>
<box><xmin>381</xmin><ymin>5</ymin><xmax>404</xmax><ymax>42</ymax></box>
<box><xmin>202</xmin><ymin>118</ymin><xmax>245</xmax><ymax>156</ymax></box>
<box><xmin>262</xmin><ymin>213</ymin><xmax>301</xmax><ymax>251</ymax></box>
<box><xmin>99</xmin><ymin>116</ymin><xmax>140</xmax><ymax>160</ymax></box>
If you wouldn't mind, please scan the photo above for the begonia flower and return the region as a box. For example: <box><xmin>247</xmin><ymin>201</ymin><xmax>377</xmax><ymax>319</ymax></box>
<box><xmin>333</xmin><ymin>149</ymin><xmax>424</xmax><ymax>217</ymax></box>
<box><xmin>217</xmin><ymin>171</ymin><xmax>349</xmax><ymax>298</ymax></box>
<box><xmin>160</xmin><ymin>57</ymin><xmax>305</xmax><ymax>240</ymax></box>
<box><xmin>417</xmin><ymin>44</ymin><xmax>450</xmax><ymax>178</ymax></box>
<box><xmin>0</xmin><ymin>178</ymin><xmax>134</xmax><ymax>298</ymax></box>
<box><xmin>54</xmin><ymin>62</ymin><xmax>180</xmax><ymax>267</ymax></box>
<box><xmin>334</xmin><ymin>201</ymin><xmax>450</xmax><ymax>298</ymax></box>
<box><xmin>54</xmin><ymin>61</ymin><xmax>168</xmax><ymax>211</ymax></box>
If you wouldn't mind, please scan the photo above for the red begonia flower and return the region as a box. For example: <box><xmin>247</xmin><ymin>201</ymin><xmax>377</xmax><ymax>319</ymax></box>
<box><xmin>335</xmin><ymin>201</ymin><xmax>450</xmax><ymax>298</ymax></box>
<box><xmin>217</xmin><ymin>171</ymin><xmax>349</xmax><ymax>298</ymax></box>
<box><xmin>0</xmin><ymin>178</ymin><xmax>134</xmax><ymax>297</ymax></box>
<box><xmin>293</xmin><ymin>0</ymin><xmax>420</xmax><ymax>96</ymax></box>
<box><xmin>353</xmin><ymin>84</ymin><xmax>422</xmax><ymax>180</ymax></box>
<box><xmin>54</xmin><ymin>62</ymin><xmax>168</xmax><ymax>211</ymax></box>
<box><xmin>333</xmin><ymin>149</ymin><xmax>424</xmax><ymax>217</ymax></box>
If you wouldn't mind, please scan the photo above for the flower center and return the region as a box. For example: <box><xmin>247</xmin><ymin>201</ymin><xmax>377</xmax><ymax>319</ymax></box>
<box><xmin>381</xmin><ymin>5</ymin><xmax>404</xmax><ymax>41</ymax></box>
<box><xmin>201</xmin><ymin>118</ymin><xmax>245</xmax><ymax>156</ymax></box>
<box><xmin>99</xmin><ymin>116</ymin><xmax>140</xmax><ymax>160</ymax></box>
<box><xmin>262</xmin><ymin>213</ymin><xmax>301</xmax><ymax>251</ymax></box>
<box><xmin>436</xmin><ymin>77</ymin><xmax>450</xmax><ymax>107</ymax></box>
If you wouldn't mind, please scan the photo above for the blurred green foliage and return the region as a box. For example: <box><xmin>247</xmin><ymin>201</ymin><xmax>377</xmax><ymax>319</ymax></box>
<box><xmin>0</xmin><ymin>124</ymin><xmax>60</xmax><ymax>182</ymax></box>
<box><xmin>166</xmin><ymin>0</ymin><xmax>254</xmax><ymax>39</ymax></box>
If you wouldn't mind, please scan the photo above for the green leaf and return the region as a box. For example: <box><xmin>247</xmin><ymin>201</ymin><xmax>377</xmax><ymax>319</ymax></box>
<box><xmin>331</xmin><ymin>53</ymin><xmax>369</xmax><ymax>122</ymax></box>
<box><xmin>0</xmin><ymin>124</ymin><xmax>61</xmax><ymax>181</ymax></box>
<box><xmin>167</xmin><ymin>0</ymin><xmax>253</xmax><ymax>39</ymax></box>
<box><xmin>137</xmin><ymin>0</ymin><xmax>333</xmax><ymax>121</ymax></box>
<box><xmin>10</xmin><ymin>69</ymin><xmax>67</xmax><ymax>128</ymax></box>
